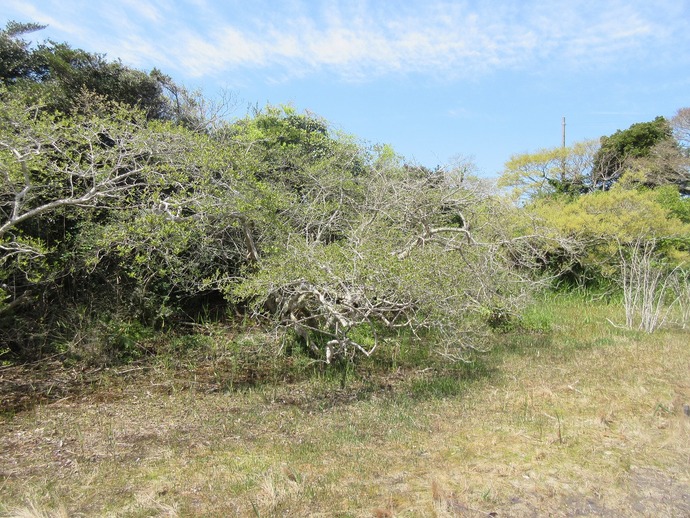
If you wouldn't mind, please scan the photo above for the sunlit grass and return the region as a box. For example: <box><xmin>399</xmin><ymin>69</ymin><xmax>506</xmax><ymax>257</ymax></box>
<box><xmin>2</xmin><ymin>295</ymin><xmax>689</xmax><ymax>516</ymax></box>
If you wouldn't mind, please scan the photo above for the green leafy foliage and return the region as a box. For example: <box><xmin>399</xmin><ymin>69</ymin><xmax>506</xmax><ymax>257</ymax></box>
<box><xmin>501</xmin><ymin>117</ymin><xmax>689</xmax><ymax>200</ymax></box>
<box><xmin>596</xmin><ymin>116</ymin><xmax>672</xmax><ymax>163</ymax></box>
<box><xmin>592</xmin><ymin>116</ymin><xmax>687</xmax><ymax>191</ymax></box>
<box><xmin>3</xmin><ymin>19</ymin><xmax>689</xmax><ymax>365</ymax></box>
<box><xmin>499</xmin><ymin>140</ymin><xmax>598</xmax><ymax>198</ymax></box>
<box><xmin>529</xmin><ymin>186</ymin><xmax>690</xmax><ymax>289</ymax></box>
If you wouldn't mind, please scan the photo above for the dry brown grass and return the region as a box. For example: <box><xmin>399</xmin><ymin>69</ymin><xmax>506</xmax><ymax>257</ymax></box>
<box><xmin>1</xmin><ymin>297</ymin><xmax>689</xmax><ymax>516</ymax></box>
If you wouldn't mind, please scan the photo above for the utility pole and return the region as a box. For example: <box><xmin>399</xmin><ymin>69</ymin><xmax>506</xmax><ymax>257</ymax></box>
<box><xmin>561</xmin><ymin>116</ymin><xmax>566</xmax><ymax>181</ymax></box>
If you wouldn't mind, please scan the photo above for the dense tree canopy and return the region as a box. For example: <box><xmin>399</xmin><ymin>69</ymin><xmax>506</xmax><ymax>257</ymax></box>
<box><xmin>1</xmin><ymin>20</ymin><xmax>689</xmax><ymax>363</ymax></box>
<box><xmin>498</xmin><ymin>108</ymin><xmax>690</xmax><ymax>311</ymax></box>
<box><xmin>0</xmin><ymin>23</ymin><xmax>544</xmax><ymax>362</ymax></box>
<box><xmin>592</xmin><ymin>116</ymin><xmax>688</xmax><ymax>192</ymax></box>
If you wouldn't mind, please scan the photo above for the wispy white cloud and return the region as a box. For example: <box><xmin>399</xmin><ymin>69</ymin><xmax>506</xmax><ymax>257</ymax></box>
<box><xmin>157</xmin><ymin>0</ymin><xmax>686</xmax><ymax>80</ymax></box>
<box><xmin>5</xmin><ymin>0</ymin><xmax>688</xmax><ymax>82</ymax></box>
<box><xmin>118</xmin><ymin>0</ymin><xmax>165</xmax><ymax>24</ymax></box>
<box><xmin>3</xmin><ymin>0</ymin><xmax>83</xmax><ymax>36</ymax></box>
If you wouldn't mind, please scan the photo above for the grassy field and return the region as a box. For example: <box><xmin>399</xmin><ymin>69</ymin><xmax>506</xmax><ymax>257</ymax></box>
<box><xmin>1</xmin><ymin>296</ymin><xmax>689</xmax><ymax>517</ymax></box>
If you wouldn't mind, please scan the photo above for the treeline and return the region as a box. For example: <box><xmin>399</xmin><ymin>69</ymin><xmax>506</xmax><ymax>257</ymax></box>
<box><xmin>1</xmin><ymin>22</ymin><xmax>689</xmax><ymax>365</ymax></box>
<box><xmin>499</xmin><ymin>108</ymin><xmax>690</xmax><ymax>330</ymax></box>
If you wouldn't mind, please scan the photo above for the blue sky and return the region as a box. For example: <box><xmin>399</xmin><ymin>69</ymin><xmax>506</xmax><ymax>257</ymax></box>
<box><xmin>4</xmin><ymin>0</ymin><xmax>690</xmax><ymax>177</ymax></box>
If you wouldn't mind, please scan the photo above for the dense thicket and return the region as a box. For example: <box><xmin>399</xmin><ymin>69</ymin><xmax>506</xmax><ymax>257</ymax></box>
<box><xmin>1</xmin><ymin>22</ymin><xmax>689</xmax><ymax>365</ymax></box>
<box><xmin>1</xmin><ymin>23</ymin><xmax>545</xmax><ymax>364</ymax></box>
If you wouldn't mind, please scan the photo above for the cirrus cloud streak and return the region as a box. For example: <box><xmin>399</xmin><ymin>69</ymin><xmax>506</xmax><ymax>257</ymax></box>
<box><xmin>4</xmin><ymin>0</ymin><xmax>688</xmax><ymax>82</ymax></box>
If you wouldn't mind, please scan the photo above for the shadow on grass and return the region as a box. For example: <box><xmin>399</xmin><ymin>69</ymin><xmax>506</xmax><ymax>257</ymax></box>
<box><xmin>260</xmin><ymin>345</ymin><xmax>506</xmax><ymax>412</ymax></box>
<box><xmin>0</xmin><ymin>329</ymin><xmax>563</xmax><ymax>416</ymax></box>
<box><xmin>0</xmin><ymin>360</ymin><xmax>112</xmax><ymax>416</ymax></box>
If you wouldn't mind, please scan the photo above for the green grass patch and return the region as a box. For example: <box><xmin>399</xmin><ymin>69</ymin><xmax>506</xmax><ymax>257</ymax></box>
<box><xmin>2</xmin><ymin>295</ymin><xmax>690</xmax><ymax>516</ymax></box>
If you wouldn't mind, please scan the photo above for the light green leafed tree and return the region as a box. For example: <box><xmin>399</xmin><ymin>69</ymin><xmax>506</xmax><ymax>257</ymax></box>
<box><xmin>498</xmin><ymin>140</ymin><xmax>599</xmax><ymax>199</ymax></box>
<box><xmin>531</xmin><ymin>186</ymin><xmax>690</xmax><ymax>330</ymax></box>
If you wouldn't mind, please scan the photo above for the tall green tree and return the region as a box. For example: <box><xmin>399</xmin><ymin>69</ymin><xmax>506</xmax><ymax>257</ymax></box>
<box><xmin>0</xmin><ymin>21</ymin><xmax>46</xmax><ymax>83</ymax></box>
<box><xmin>502</xmin><ymin>115</ymin><xmax>690</xmax><ymax>202</ymax></box>
<box><xmin>0</xmin><ymin>20</ymin><xmax>177</xmax><ymax>120</ymax></box>
<box><xmin>592</xmin><ymin>116</ymin><xmax>688</xmax><ymax>191</ymax></box>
